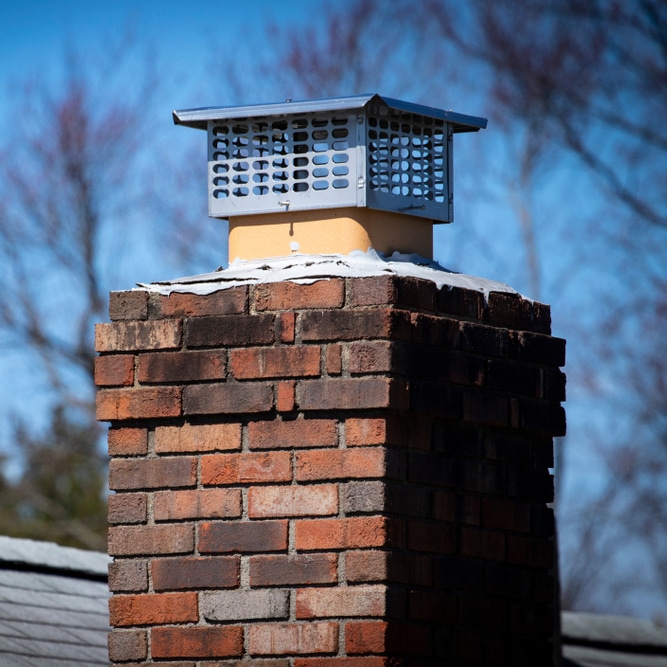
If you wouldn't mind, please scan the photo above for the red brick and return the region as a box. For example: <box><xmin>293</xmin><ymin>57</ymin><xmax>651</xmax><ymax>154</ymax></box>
<box><xmin>158</xmin><ymin>288</ymin><xmax>247</xmax><ymax>317</ymax></box>
<box><xmin>202</xmin><ymin>451</ymin><xmax>292</xmax><ymax>486</ymax></box>
<box><xmin>230</xmin><ymin>346</ymin><xmax>320</xmax><ymax>379</ymax></box>
<box><xmin>108</xmin><ymin>560</ymin><xmax>148</xmax><ymax>592</ymax></box>
<box><xmin>152</xmin><ymin>626</ymin><xmax>243</xmax><ymax>659</ymax></box>
<box><xmin>345</xmin><ymin>551</ymin><xmax>388</xmax><ymax>583</ymax></box>
<box><xmin>95</xmin><ymin>320</ymin><xmax>182</xmax><ymax>352</ymax></box>
<box><xmin>248</xmin><ymin>622</ymin><xmax>338</xmax><ymax>656</ymax></box>
<box><xmin>345</xmin><ymin>621</ymin><xmax>387</xmax><ymax>654</ymax></box>
<box><xmin>295</xmin><ymin>517</ymin><xmax>388</xmax><ymax>551</ymax></box>
<box><xmin>248</xmin><ymin>484</ymin><xmax>338</xmax><ymax>518</ymax></box>
<box><xmin>349</xmin><ymin>275</ymin><xmax>436</xmax><ymax>310</ymax></box>
<box><xmin>348</xmin><ymin>340</ymin><xmax>393</xmax><ymax>375</ymax></box>
<box><xmin>325</xmin><ymin>344</ymin><xmax>342</xmax><ymax>375</ymax></box>
<box><xmin>254</xmin><ymin>280</ymin><xmax>344</xmax><ymax>310</ymax></box>
<box><xmin>186</xmin><ymin>314</ymin><xmax>274</xmax><ymax>347</ymax></box>
<box><xmin>109</xmin><ymin>592</ymin><xmax>197</xmax><ymax>626</ymax></box>
<box><xmin>137</xmin><ymin>350</ymin><xmax>226</xmax><ymax>383</ymax></box>
<box><xmin>297</xmin><ymin>378</ymin><xmax>408</xmax><ymax>411</ymax></box>
<box><xmin>108</xmin><ymin>524</ymin><xmax>193</xmax><ymax>556</ymax></box>
<box><xmin>108</xmin><ymin>630</ymin><xmax>147</xmax><ymax>662</ymax></box>
<box><xmin>94</xmin><ymin>354</ymin><xmax>134</xmax><ymax>386</ymax></box>
<box><xmin>345</xmin><ymin>418</ymin><xmax>389</xmax><ymax>446</ymax></box>
<box><xmin>108</xmin><ymin>492</ymin><xmax>147</xmax><ymax>524</ymax></box>
<box><xmin>296</xmin><ymin>585</ymin><xmax>386</xmax><ymax>618</ymax></box>
<box><xmin>108</xmin><ymin>428</ymin><xmax>148</xmax><ymax>456</ymax></box>
<box><xmin>249</xmin><ymin>554</ymin><xmax>337</xmax><ymax>587</ymax></box>
<box><xmin>276</xmin><ymin>311</ymin><xmax>295</xmax><ymax>343</ymax></box>
<box><xmin>183</xmin><ymin>382</ymin><xmax>273</xmax><ymax>415</ymax></box>
<box><xmin>109</xmin><ymin>457</ymin><xmax>196</xmax><ymax>490</ymax></box>
<box><xmin>296</xmin><ymin>448</ymin><xmax>385</xmax><ymax>481</ymax></box>
<box><xmin>152</xmin><ymin>556</ymin><xmax>239</xmax><ymax>591</ymax></box>
<box><xmin>154</xmin><ymin>488</ymin><xmax>241</xmax><ymax>521</ymax></box>
<box><xmin>407</xmin><ymin>520</ymin><xmax>456</xmax><ymax>553</ymax></box>
<box><xmin>276</xmin><ymin>381</ymin><xmax>296</xmax><ymax>412</ymax></box>
<box><xmin>109</xmin><ymin>291</ymin><xmax>149</xmax><ymax>321</ymax></box>
<box><xmin>97</xmin><ymin>387</ymin><xmax>182</xmax><ymax>421</ymax></box>
<box><xmin>249</xmin><ymin>418</ymin><xmax>337</xmax><ymax>450</ymax></box>
<box><xmin>300</xmin><ymin>308</ymin><xmax>410</xmax><ymax>342</ymax></box>
<box><xmin>155</xmin><ymin>423</ymin><xmax>241</xmax><ymax>453</ymax></box>
<box><xmin>199</xmin><ymin>520</ymin><xmax>288</xmax><ymax>554</ymax></box>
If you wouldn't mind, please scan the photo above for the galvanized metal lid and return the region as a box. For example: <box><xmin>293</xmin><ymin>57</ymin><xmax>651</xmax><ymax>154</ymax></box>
<box><xmin>173</xmin><ymin>93</ymin><xmax>487</xmax><ymax>133</ymax></box>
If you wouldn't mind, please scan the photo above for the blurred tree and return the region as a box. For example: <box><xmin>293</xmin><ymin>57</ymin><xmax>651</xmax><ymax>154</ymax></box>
<box><xmin>0</xmin><ymin>40</ymin><xmax>213</xmax><ymax>549</ymax></box>
<box><xmin>0</xmin><ymin>406</ymin><xmax>106</xmax><ymax>551</ymax></box>
<box><xmin>274</xmin><ymin>0</ymin><xmax>667</xmax><ymax>616</ymax></box>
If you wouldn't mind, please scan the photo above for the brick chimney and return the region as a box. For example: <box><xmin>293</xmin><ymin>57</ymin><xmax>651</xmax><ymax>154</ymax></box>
<box><xmin>96</xmin><ymin>97</ymin><xmax>565</xmax><ymax>666</ymax></box>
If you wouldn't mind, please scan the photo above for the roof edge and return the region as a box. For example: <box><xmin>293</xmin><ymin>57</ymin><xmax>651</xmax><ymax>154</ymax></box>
<box><xmin>173</xmin><ymin>93</ymin><xmax>487</xmax><ymax>132</ymax></box>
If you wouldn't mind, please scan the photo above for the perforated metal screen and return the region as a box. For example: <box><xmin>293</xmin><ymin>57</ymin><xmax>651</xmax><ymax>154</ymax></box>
<box><xmin>208</xmin><ymin>112</ymin><xmax>360</xmax><ymax>217</ymax></box>
<box><xmin>173</xmin><ymin>95</ymin><xmax>486</xmax><ymax>222</ymax></box>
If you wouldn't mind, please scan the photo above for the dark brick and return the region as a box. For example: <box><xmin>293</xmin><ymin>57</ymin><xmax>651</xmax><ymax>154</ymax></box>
<box><xmin>300</xmin><ymin>309</ymin><xmax>411</xmax><ymax>342</ymax></box>
<box><xmin>108</xmin><ymin>492</ymin><xmax>147</xmax><ymax>524</ymax></box>
<box><xmin>152</xmin><ymin>556</ymin><xmax>239</xmax><ymax>591</ymax></box>
<box><xmin>349</xmin><ymin>275</ymin><xmax>436</xmax><ymax>311</ymax></box>
<box><xmin>408</xmin><ymin>451</ymin><xmax>456</xmax><ymax>487</ymax></box>
<box><xmin>486</xmin><ymin>292</ymin><xmax>535</xmax><ymax>330</ymax></box>
<box><xmin>184</xmin><ymin>383</ymin><xmax>273</xmax><ymax>415</ymax></box>
<box><xmin>249</xmin><ymin>554</ymin><xmax>338</xmax><ymax>587</ymax></box>
<box><xmin>411</xmin><ymin>313</ymin><xmax>461</xmax><ymax>348</ymax></box>
<box><xmin>297</xmin><ymin>378</ymin><xmax>408</xmax><ymax>411</ymax></box>
<box><xmin>186</xmin><ymin>314</ymin><xmax>274</xmax><ymax>347</ymax></box>
<box><xmin>460</xmin><ymin>322</ymin><xmax>510</xmax><ymax>357</ymax></box>
<box><xmin>137</xmin><ymin>350</ymin><xmax>227</xmax><ymax>383</ymax></box>
<box><xmin>438</xmin><ymin>285</ymin><xmax>484</xmax><ymax>320</ymax></box>
<box><xmin>410</xmin><ymin>381</ymin><xmax>462</xmax><ymax>419</ymax></box>
<box><xmin>517</xmin><ymin>399</ymin><xmax>566</xmax><ymax>436</ymax></box>
<box><xmin>517</xmin><ymin>331</ymin><xmax>566</xmax><ymax>367</ymax></box>
<box><xmin>109</xmin><ymin>291</ymin><xmax>149</xmax><ymax>321</ymax></box>
<box><xmin>109</xmin><ymin>457</ymin><xmax>196</xmax><ymax>491</ymax></box>
<box><xmin>199</xmin><ymin>520</ymin><xmax>288</xmax><ymax>554</ymax></box>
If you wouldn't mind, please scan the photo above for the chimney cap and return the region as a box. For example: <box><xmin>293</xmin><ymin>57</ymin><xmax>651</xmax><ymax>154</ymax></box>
<box><xmin>172</xmin><ymin>93</ymin><xmax>487</xmax><ymax>134</ymax></box>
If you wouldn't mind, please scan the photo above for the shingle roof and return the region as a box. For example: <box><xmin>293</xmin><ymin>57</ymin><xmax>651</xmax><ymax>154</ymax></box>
<box><xmin>562</xmin><ymin>611</ymin><xmax>667</xmax><ymax>667</ymax></box>
<box><xmin>0</xmin><ymin>536</ymin><xmax>110</xmax><ymax>666</ymax></box>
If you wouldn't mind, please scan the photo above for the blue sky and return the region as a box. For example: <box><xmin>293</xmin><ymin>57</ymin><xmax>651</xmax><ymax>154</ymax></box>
<box><xmin>1</xmin><ymin>0</ymin><xmax>664</xmax><ymax>620</ymax></box>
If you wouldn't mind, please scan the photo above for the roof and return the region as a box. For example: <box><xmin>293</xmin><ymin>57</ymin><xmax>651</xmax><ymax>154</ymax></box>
<box><xmin>173</xmin><ymin>93</ymin><xmax>488</xmax><ymax>133</ymax></box>
<box><xmin>0</xmin><ymin>535</ymin><xmax>111</xmax><ymax>666</ymax></box>
<box><xmin>562</xmin><ymin>611</ymin><xmax>667</xmax><ymax>667</ymax></box>
<box><xmin>1</xmin><ymin>534</ymin><xmax>666</xmax><ymax>666</ymax></box>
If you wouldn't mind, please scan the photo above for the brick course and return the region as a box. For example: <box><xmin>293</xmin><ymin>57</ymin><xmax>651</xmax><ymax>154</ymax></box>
<box><xmin>99</xmin><ymin>274</ymin><xmax>564</xmax><ymax>665</ymax></box>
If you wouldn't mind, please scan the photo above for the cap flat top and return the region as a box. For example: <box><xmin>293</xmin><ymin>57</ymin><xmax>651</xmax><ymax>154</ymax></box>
<box><xmin>173</xmin><ymin>93</ymin><xmax>487</xmax><ymax>133</ymax></box>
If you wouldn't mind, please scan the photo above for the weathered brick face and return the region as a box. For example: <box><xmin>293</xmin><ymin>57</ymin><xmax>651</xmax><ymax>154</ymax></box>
<box><xmin>99</xmin><ymin>275</ymin><xmax>565</xmax><ymax>666</ymax></box>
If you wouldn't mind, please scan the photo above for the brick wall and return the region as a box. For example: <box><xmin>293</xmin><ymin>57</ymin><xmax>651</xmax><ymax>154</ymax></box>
<box><xmin>97</xmin><ymin>275</ymin><xmax>565</xmax><ymax>666</ymax></box>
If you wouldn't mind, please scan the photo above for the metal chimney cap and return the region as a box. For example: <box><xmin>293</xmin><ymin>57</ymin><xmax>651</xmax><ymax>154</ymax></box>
<box><xmin>172</xmin><ymin>93</ymin><xmax>487</xmax><ymax>134</ymax></box>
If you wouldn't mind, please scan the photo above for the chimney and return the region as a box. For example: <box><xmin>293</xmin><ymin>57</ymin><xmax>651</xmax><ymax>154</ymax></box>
<box><xmin>97</xmin><ymin>96</ymin><xmax>565</xmax><ymax>666</ymax></box>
